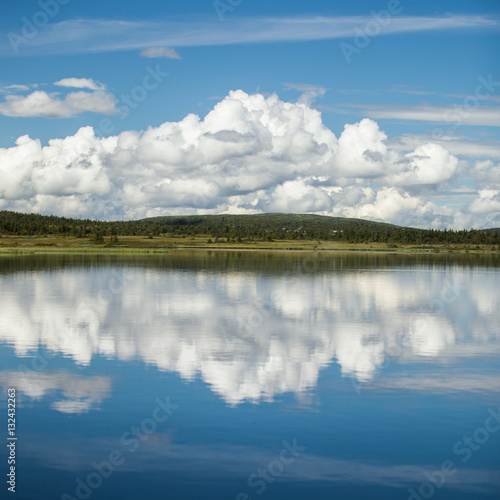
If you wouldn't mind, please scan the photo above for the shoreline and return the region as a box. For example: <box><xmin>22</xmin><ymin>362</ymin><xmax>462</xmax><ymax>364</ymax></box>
<box><xmin>0</xmin><ymin>238</ymin><xmax>498</xmax><ymax>257</ymax></box>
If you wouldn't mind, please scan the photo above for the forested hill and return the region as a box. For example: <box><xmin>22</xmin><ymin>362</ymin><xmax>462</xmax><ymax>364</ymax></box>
<box><xmin>0</xmin><ymin>210</ymin><xmax>499</xmax><ymax>246</ymax></box>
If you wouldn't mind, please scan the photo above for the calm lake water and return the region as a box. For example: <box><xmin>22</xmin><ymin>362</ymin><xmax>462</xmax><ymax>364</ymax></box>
<box><xmin>1</xmin><ymin>252</ymin><xmax>499</xmax><ymax>500</ymax></box>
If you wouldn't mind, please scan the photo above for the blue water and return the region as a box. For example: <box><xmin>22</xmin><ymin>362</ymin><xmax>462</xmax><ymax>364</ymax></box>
<box><xmin>0</xmin><ymin>252</ymin><xmax>499</xmax><ymax>500</ymax></box>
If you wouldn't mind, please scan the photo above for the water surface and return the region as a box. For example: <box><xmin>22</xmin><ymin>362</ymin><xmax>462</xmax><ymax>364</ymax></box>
<box><xmin>1</xmin><ymin>252</ymin><xmax>499</xmax><ymax>500</ymax></box>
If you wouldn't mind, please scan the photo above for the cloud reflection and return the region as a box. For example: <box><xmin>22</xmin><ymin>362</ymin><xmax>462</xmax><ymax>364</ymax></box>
<box><xmin>0</xmin><ymin>371</ymin><xmax>111</xmax><ymax>413</ymax></box>
<box><xmin>0</xmin><ymin>262</ymin><xmax>498</xmax><ymax>404</ymax></box>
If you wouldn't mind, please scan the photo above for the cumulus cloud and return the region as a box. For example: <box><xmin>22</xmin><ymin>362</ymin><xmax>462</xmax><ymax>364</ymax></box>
<box><xmin>0</xmin><ymin>90</ymin><xmax>498</xmax><ymax>227</ymax></box>
<box><xmin>471</xmin><ymin>160</ymin><xmax>500</xmax><ymax>188</ymax></box>
<box><xmin>54</xmin><ymin>77</ymin><xmax>105</xmax><ymax>90</ymax></box>
<box><xmin>340</xmin><ymin>187</ymin><xmax>425</xmax><ymax>222</ymax></box>
<box><xmin>267</xmin><ymin>179</ymin><xmax>334</xmax><ymax>213</ymax></box>
<box><xmin>334</xmin><ymin>118</ymin><xmax>392</xmax><ymax>178</ymax></box>
<box><xmin>0</xmin><ymin>89</ymin><xmax>119</xmax><ymax>118</ymax></box>
<box><xmin>140</xmin><ymin>47</ymin><xmax>181</xmax><ymax>59</ymax></box>
<box><xmin>391</xmin><ymin>143</ymin><xmax>458</xmax><ymax>186</ymax></box>
<box><xmin>467</xmin><ymin>190</ymin><xmax>500</xmax><ymax>215</ymax></box>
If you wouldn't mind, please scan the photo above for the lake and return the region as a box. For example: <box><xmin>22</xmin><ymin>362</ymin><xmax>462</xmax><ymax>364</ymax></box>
<box><xmin>1</xmin><ymin>251</ymin><xmax>499</xmax><ymax>500</ymax></box>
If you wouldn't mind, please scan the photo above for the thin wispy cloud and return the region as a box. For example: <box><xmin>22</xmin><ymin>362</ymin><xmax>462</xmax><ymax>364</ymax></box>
<box><xmin>323</xmin><ymin>103</ymin><xmax>500</xmax><ymax>127</ymax></box>
<box><xmin>390</xmin><ymin>134</ymin><xmax>500</xmax><ymax>159</ymax></box>
<box><xmin>335</xmin><ymin>89</ymin><xmax>374</xmax><ymax>96</ymax></box>
<box><xmin>394</xmin><ymin>90</ymin><xmax>436</xmax><ymax>95</ymax></box>
<box><xmin>283</xmin><ymin>83</ymin><xmax>326</xmax><ymax>92</ymax></box>
<box><xmin>2</xmin><ymin>84</ymin><xmax>30</xmax><ymax>92</ymax></box>
<box><xmin>386</xmin><ymin>85</ymin><xmax>436</xmax><ymax>96</ymax></box>
<box><xmin>1</xmin><ymin>15</ymin><xmax>498</xmax><ymax>56</ymax></box>
<box><xmin>140</xmin><ymin>47</ymin><xmax>181</xmax><ymax>59</ymax></box>
<box><xmin>0</xmin><ymin>83</ymin><xmax>38</xmax><ymax>94</ymax></box>
<box><xmin>446</xmin><ymin>93</ymin><xmax>500</xmax><ymax>103</ymax></box>
<box><xmin>365</xmin><ymin>104</ymin><xmax>500</xmax><ymax>127</ymax></box>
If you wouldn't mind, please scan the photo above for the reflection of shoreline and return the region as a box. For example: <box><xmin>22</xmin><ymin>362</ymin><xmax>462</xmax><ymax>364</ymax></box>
<box><xmin>0</xmin><ymin>259</ymin><xmax>499</xmax><ymax>404</ymax></box>
<box><xmin>0</xmin><ymin>250</ymin><xmax>499</xmax><ymax>276</ymax></box>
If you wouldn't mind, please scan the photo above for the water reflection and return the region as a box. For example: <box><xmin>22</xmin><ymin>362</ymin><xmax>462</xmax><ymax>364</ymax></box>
<box><xmin>0</xmin><ymin>253</ymin><xmax>499</xmax><ymax>405</ymax></box>
<box><xmin>0</xmin><ymin>371</ymin><xmax>111</xmax><ymax>413</ymax></box>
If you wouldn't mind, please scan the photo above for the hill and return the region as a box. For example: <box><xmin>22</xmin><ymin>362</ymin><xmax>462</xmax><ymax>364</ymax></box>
<box><xmin>141</xmin><ymin>213</ymin><xmax>397</xmax><ymax>233</ymax></box>
<box><xmin>0</xmin><ymin>210</ymin><xmax>499</xmax><ymax>246</ymax></box>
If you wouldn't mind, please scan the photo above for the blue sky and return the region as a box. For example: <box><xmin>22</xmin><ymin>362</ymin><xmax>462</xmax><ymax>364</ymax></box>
<box><xmin>0</xmin><ymin>0</ymin><xmax>499</xmax><ymax>228</ymax></box>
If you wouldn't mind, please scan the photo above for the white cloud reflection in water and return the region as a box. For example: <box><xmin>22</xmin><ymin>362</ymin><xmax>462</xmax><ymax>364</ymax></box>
<box><xmin>0</xmin><ymin>259</ymin><xmax>498</xmax><ymax>405</ymax></box>
<box><xmin>0</xmin><ymin>371</ymin><xmax>111</xmax><ymax>413</ymax></box>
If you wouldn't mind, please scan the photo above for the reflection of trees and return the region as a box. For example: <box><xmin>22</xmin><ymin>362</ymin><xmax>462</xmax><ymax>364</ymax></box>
<box><xmin>0</xmin><ymin>250</ymin><xmax>498</xmax><ymax>275</ymax></box>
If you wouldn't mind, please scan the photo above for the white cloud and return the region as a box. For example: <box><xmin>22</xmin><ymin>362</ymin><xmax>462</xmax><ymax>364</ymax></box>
<box><xmin>467</xmin><ymin>190</ymin><xmax>500</xmax><ymax>215</ymax></box>
<box><xmin>334</xmin><ymin>118</ymin><xmax>391</xmax><ymax>178</ymax></box>
<box><xmin>0</xmin><ymin>89</ymin><xmax>120</xmax><ymax>118</ymax></box>
<box><xmin>391</xmin><ymin>143</ymin><xmax>458</xmax><ymax>186</ymax></box>
<box><xmin>471</xmin><ymin>160</ymin><xmax>500</xmax><ymax>188</ymax></box>
<box><xmin>140</xmin><ymin>47</ymin><xmax>181</xmax><ymax>59</ymax></box>
<box><xmin>267</xmin><ymin>179</ymin><xmax>333</xmax><ymax>213</ymax></box>
<box><xmin>0</xmin><ymin>90</ymin><xmax>498</xmax><ymax>228</ymax></box>
<box><xmin>54</xmin><ymin>77</ymin><xmax>105</xmax><ymax>90</ymax></box>
<box><xmin>339</xmin><ymin>186</ymin><xmax>428</xmax><ymax>223</ymax></box>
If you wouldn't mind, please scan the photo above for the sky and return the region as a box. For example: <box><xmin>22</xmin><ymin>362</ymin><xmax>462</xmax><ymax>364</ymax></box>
<box><xmin>0</xmin><ymin>0</ymin><xmax>499</xmax><ymax>228</ymax></box>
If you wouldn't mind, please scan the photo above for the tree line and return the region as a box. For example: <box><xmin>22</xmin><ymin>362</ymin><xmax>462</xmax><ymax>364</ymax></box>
<box><xmin>0</xmin><ymin>210</ymin><xmax>499</xmax><ymax>246</ymax></box>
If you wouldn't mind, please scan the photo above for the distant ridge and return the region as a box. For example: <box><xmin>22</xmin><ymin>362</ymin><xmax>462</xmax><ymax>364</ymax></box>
<box><xmin>140</xmin><ymin>212</ymin><xmax>398</xmax><ymax>230</ymax></box>
<box><xmin>1</xmin><ymin>210</ymin><xmax>499</xmax><ymax>246</ymax></box>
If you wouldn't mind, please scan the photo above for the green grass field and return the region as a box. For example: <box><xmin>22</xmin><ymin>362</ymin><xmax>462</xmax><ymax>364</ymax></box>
<box><xmin>0</xmin><ymin>234</ymin><xmax>498</xmax><ymax>255</ymax></box>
